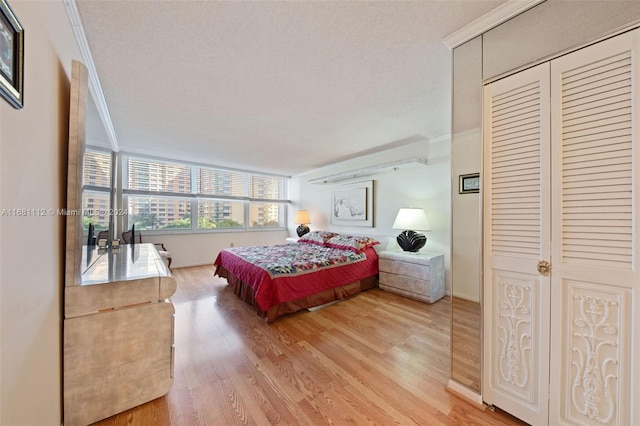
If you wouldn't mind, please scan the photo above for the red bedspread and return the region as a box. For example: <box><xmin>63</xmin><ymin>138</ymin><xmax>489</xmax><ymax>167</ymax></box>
<box><xmin>214</xmin><ymin>243</ymin><xmax>379</xmax><ymax>312</ymax></box>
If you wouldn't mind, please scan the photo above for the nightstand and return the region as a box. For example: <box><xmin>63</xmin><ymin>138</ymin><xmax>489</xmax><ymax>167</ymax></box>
<box><xmin>378</xmin><ymin>250</ymin><xmax>445</xmax><ymax>303</ymax></box>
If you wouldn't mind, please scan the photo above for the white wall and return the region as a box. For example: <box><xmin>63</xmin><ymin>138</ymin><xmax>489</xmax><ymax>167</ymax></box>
<box><xmin>482</xmin><ymin>0</ymin><xmax>640</xmax><ymax>80</ymax></box>
<box><xmin>292</xmin><ymin>137</ymin><xmax>452</xmax><ymax>293</ymax></box>
<box><xmin>144</xmin><ymin>230</ymin><xmax>288</xmax><ymax>268</ymax></box>
<box><xmin>0</xmin><ymin>2</ymin><xmax>81</xmax><ymax>424</ymax></box>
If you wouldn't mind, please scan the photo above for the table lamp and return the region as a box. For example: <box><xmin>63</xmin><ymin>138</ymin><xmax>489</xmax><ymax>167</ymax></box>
<box><xmin>294</xmin><ymin>210</ymin><xmax>311</xmax><ymax>237</ymax></box>
<box><xmin>392</xmin><ymin>208</ymin><xmax>430</xmax><ymax>252</ymax></box>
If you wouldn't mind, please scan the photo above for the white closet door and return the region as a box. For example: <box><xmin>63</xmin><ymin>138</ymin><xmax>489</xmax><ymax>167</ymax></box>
<box><xmin>549</xmin><ymin>29</ymin><xmax>640</xmax><ymax>426</ymax></box>
<box><xmin>483</xmin><ymin>63</ymin><xmax>552</xmax><ymax>426</ymax></box>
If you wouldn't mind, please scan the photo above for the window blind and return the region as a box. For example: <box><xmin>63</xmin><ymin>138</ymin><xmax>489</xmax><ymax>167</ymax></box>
<box><xmin>249</xmin><ymin>175</ymin><xmax>286</xmax><ymax>201</ymax></box>
<box><xmin>83</xmin><ymin>150</ymin><xmax>111</xmax><ymax>188</ymax></box>
<box><xmin>128</xmin><ymin>158</ymin><xmax>191</xmax><ymax>194</ymax></box>
<box><xmin>197</xmin><ymin>167</ymin><xmax>245</xmax><ymax>198</ymax></box>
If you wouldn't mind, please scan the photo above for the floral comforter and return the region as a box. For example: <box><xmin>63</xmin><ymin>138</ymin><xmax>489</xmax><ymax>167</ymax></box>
<box><xmin>214</xmin><ymin>242</ymin><xmax>379</xmax><ymax>311</ymax></box>
<box><xmin>224</xmin><ymin>243</ymin><xmax>366</xmax><ymax>278</ymax></box>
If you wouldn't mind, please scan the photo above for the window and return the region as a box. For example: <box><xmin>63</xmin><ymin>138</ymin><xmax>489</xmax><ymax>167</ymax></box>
<box><xmin>127</xmin><ymin>196</ymin><xmax>192</xmax><ymax>230</ymax></box>
<box><xmin>247</xmin><ymin>175</ymin><xmax>286</xmax><ymax>229</ymax></box>
<box><xmin>123</xmin><ymin>155</ymin><xmax>289</xmax><ymax>232</ymax></box>
<box><xmin>83</xmin><ymin>149</ymin><xmax>111</xmax><ymax>230</ymax></box>
<box><xmin>124</xmin><ymin>157</ymin><xmax>193</xmax><ymax>230</ymax></box>
<box><xmin>82</xmin><ymin>191</ymin><xmax>110</xmax><ymax>230</ymax></box>
<box><xmin>249</xmin><ymin>202</ymin><xmax>284</xmax><ymax>228</ymax></box>
<box><xmin>198</xmin><ymin>200</ymin><xmax>244</xmax><ymax>229</ymax></box>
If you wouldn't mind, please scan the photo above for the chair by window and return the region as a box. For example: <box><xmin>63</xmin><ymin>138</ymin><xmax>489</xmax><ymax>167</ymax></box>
<box><xmin>121</xmin><ymin>228</ymin><xmax>172</xmax><ymax>271</ymax></box>
<box><xmin>95</xmin><ymin>230</ymin><xmax>110</xmax><ymax>247</ymax></box>
<box><xmin>96</xmin><ymin>230</ymin><xmax>109</xmax><ymax>241</ymax></box>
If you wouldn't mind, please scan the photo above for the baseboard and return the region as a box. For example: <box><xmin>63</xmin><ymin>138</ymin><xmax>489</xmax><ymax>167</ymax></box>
<box><xmin>446</xmin><ymin>379</ymin><xmax>484</xmax><ymax>407</ymax></box>
<box><xmin>171</xmin><ymin>262</ymin><xmax>215</xmax><ymax>269</ymax></box>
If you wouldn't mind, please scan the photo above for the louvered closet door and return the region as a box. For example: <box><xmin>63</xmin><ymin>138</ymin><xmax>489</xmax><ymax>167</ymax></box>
<box><xmin>482</xmin><ymin>63</ymin><xmax>552</xmax><ymax>426</ymax></box>
<box><xmin>548</xmin><ymin>29</ymin><xmax>639</xmax><ymax>426</ymax></box>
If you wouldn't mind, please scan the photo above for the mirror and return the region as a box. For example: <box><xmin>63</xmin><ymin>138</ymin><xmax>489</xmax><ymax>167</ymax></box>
<box><xmin>450</xmin><ymin>36</ymin><xmax>482</xmax><ymax>393</ymax></box>
<box><xmin>83</xmin><ymin>73</ymin><xmax>115</xmax><ymax>240</ymax></box>
<box><xmin>64</xmin><ymin>60</ymin><xmax>114</xmax><ymax>287</ymax></box>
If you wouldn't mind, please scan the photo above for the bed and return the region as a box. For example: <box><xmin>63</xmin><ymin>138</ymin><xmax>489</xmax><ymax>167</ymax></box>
<box><xmin>213</xmin><ymin>231</ymin><xmax>380</xmax><ymax>322</ymax></box>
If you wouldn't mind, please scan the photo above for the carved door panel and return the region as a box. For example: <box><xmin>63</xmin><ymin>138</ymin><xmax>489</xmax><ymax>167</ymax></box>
<box><xmin>482</xmin><ymin>63</ymin><xmax>552</xmax><ymax>426</ymax></box>
<box><xmin>548</xmin><ymin>30</ymin><xmax>639</xmax><ymax>426</ymax></box>
<box><xmin>483</xmin><ymin>28</ymin><xmax>639</xmax><ymax>426</ymax></box>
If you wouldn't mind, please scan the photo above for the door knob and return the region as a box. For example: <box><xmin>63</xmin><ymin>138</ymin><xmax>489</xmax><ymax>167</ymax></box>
<box><xmin>537</xmin><ymin>260</ymin><xmax>551</xmax><ymax>276</ymax></box>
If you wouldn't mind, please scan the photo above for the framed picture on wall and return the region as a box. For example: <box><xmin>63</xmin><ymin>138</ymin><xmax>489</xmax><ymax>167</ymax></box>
<box><xmin>331</xmin><ymin>180</ymin><xmax>373</xmax><ymax>227</ymax></box>
<box><xmin>0</xmin><ymin>0</ymin><xmax>23</xmax><ymax>109</ymax></box>
<box><xmin>459</xmin><ymin>173</ymin><xmax>480</xmax><ymax>194</ymax></box>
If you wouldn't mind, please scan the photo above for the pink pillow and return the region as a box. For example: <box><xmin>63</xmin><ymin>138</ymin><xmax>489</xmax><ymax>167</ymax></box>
<box><xmin>297</xmin><ymin>231</ymin><xmax>337</xmax><ymax>246</ymax></box>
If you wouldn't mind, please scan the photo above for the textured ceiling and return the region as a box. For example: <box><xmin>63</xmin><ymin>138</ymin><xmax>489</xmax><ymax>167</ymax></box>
<box><xmin>77</xmin><ymin>0</ymin><xmax>505</xmax><ymax>176</ymax></box>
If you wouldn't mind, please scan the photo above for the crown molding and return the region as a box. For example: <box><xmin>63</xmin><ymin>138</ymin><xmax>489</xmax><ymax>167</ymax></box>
<box><xmin>443</xmin><ymin>0</ymin><xmax>545</xmax><ymax>50</ymax></box>
<box><xmin>63</xmin><ymin>0</ymin><xmax>119</xmax><ymax>152</ymax></box>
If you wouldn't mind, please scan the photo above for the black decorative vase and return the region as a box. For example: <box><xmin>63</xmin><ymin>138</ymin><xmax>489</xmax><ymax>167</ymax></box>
<box><xmin>296</xmin><ymin>224</ymin><xmax>310</xmax><ymax>237</ymax></box>
<box><xmin>396</xmin><ymin>230</ymin><xmax>426</xmax><ymax>252</ymax></box>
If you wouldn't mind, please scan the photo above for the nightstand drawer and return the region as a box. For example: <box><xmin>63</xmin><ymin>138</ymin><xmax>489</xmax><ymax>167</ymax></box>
<box><xmin>379</xmin><ymin>271</ymin><xmax>432</xmax><ymax>295</ymax></box>
<box><xmin>379</xmin><ymin>258</ymin><xmax>429</xmax><ymax>280</ymax></box>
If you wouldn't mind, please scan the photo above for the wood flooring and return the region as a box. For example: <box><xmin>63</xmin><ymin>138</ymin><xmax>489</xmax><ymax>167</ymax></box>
<box><xmin>92</xmin><ymin>265</ymin><xmax>527</xmax><ymax>426</ymax></box>
<box><xmin>451</xmin><ymin>297</ymin><xmax>481</xmax><ymax>391</ymax></box>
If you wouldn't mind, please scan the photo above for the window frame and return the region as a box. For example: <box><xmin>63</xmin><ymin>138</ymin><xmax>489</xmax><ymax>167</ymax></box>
<box><xmin>122</xmin><ymin>153</ymin><xmax>290</xmax><ymax>234</ymax></box>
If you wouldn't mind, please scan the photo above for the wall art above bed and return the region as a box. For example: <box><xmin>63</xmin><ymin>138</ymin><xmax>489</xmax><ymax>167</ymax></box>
<box><xmin>331</xmin><ymin>180</ymin><xmax>373</xmax><ymax>227</ymax></box>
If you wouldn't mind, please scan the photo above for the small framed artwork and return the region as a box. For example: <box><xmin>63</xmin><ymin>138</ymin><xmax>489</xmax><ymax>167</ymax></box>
<box><xmin>459</xmin><ymin>173</ymin><xmax>480</xmax><ymax>194</ymax></box>
<box><xmin>0</xmin><ymin>0</ymin><xmax>23</xmax><ymax>109</ymax></box>
<box><xmin>331</xmin><ymin>180</ymin><xmax>373</xmax><ymax>227</ymax></box>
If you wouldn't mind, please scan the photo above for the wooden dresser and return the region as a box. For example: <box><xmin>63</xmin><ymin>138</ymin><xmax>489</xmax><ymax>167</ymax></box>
<box><xmin>378</xmin><ymin>250</ymin><xmax>445</xmax><ymax>303</ymax></box>
<box><xmin>63</xmin><ymin>243</ymin><xmax>176</xmax><ymax>426</ymax></box>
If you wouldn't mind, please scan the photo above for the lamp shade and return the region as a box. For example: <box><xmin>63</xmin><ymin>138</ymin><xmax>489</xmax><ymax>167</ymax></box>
<box><xmin>294</xmin><ymin>210</ymin><xmax>311</xmax><ymax>225</ymax></box>
<box><xmin>392</xmin><ymin>208</ymin><xmax>430</xmax><ymax>231</ymax></box>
